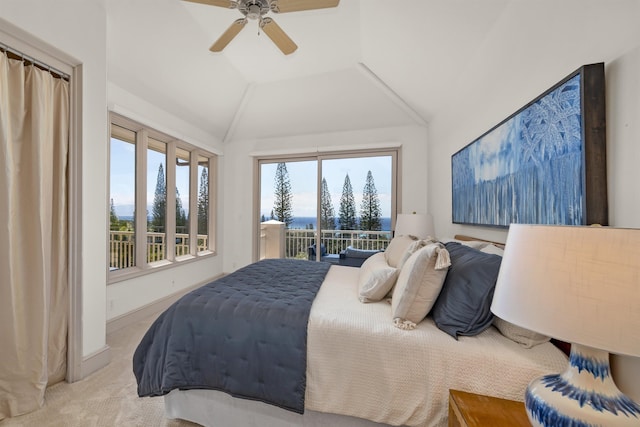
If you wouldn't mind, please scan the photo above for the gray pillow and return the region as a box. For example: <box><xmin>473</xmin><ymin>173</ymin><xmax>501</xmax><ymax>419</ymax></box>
<box><xmin>431</xmin><ymin>242</ymin><xmax>502</xmax><ymax>339</ymax></box>
<box><xmin>344</xmin><ymin>246</ymin><xmax>381</xmax><ymax>259</ymax></box>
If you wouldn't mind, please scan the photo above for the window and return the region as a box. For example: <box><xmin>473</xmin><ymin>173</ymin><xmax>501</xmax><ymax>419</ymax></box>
<box><xmin>109</xmin><ymin>114</ymin><xmax>216</xmax><ymax>279</ymax></box>
<box><xmin>109</xmin><ymin>125</ymin><xmax>136</xmax><ymax>269</ymax></box>
<box><xmin>256</xmin><ymin>150</ymin><xmax>398</xmax><ymax>261</ymax></box>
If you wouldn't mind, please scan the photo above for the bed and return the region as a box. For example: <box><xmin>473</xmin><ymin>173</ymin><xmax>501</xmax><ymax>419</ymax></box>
<box><xmin>134</xmin><ymin>237</ymin><xmax>568</xmax><ymax>427</ymax></box>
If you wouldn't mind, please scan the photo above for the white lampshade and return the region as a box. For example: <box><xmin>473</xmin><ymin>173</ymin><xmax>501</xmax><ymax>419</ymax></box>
<box><xmin>491</xmin><ymin>224</ymin><xmax>640</xmax><ymax>427</ymax></box>
<box><xmin>394</xmin><ymin>213</ymin><xmax>435</xmax><ymax>240</ymax></box>
<box><xmin>492</xmin><ymin>224</ymin><xmax>640</xmax><ymax>357</ymax></box>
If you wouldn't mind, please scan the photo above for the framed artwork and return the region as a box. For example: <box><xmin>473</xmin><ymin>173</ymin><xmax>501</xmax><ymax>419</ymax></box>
<box><xmin>451</xmin><ymin>63</ymin><xmax>608</xmax><ymax>228</ymax></box>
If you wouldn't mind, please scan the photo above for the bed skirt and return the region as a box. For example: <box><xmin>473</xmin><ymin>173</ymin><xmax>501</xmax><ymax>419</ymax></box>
<box><xmin>164</xmin><ymin>389</ymin><xmax>397</xmax><ymax>427</ymax></box>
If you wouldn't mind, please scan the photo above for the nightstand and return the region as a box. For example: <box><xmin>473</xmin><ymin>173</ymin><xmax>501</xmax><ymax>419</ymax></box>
<box><xmin>448</xmin><ymin>389</ymin><xmax>531</xmax><ymax>427</ymax></box>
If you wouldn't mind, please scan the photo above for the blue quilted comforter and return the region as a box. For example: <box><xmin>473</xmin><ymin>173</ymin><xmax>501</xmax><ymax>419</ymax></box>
<box><xmin>133</xmin><ymin>258</ymin><xmax>331</xmax><ymax>414</ymax></box>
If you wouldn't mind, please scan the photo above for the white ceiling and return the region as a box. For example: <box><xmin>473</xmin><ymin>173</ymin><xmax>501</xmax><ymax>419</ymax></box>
<box><xmin>106</xmin><ymin>0</ymin><xmax>640</xmax><ymax>143</ymax></box>
<box><xmin>181</xmin><ymin>0</ymin><xmax>362</xmax><ymax>83</ymax></box>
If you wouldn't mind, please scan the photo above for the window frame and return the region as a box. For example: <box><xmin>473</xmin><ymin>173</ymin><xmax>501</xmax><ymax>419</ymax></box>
<box><xmin>108</xmin><ymin>113</ymin><xmax>217</xmax><ymax>283</ymax></box>
<box><xmin>253</xmin><ymin>148</ymin><xmax>400</xmax><ymax>262</ymax></box>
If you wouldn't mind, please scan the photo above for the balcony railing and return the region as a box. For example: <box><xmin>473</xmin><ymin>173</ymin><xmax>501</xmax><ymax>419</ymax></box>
<box><xmin>109</xmin><ymin>231</ymin><xmax>208</xmax><ymax>270</ymax></box>
<box><xmin>284</xmin><ymin>229</ymin><xmax>392</xmax><ymax>259</ymax></box>
<box><xmin>110</xmin><ymin>228</ymin><xmax>390</xmax><ymax>270</ymax></box>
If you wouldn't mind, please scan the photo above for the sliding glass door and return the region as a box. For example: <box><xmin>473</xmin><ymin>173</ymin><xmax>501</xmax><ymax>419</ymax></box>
<box><xmin>257</xmin><ymin>150</ymin><xmax>397</xmax><ymax>262</ymax></box>
<box><xmin>260</xmin><ymin>159</ymin><xmax>318</xmax><ymax>259</ymax></box>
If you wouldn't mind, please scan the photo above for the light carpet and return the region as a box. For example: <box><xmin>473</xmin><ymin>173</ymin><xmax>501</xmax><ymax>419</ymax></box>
<box><xmin>2</xmin><ymin>314</ymin><xmax>197</xmax><ymax>427</ymax></box>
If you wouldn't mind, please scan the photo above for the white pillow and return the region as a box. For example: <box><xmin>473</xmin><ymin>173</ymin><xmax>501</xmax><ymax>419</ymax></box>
<box><xmin>480</xmin><ymin>244</ymin><xmax>505</xmax><ymax>256</ymax></box>
<box><xmin>391</xmin><ymin>243</ymin><xmax>451</xmax><ymax>329</ymax></box>
<box><xmin>358</xmin><ymin>252</ymin><xmax>399</xmax><ymax>303</ymax></box>
<box><xmin>384</xmin><ymin>235</ymin><xmax>423</xmax><ymax>269</ymax></box>
<box><xmin>493</xmin><ymin>317</ymin><xmax>550</xmax><ymax>348</ymax></box>
<box><xmin>472</xmin><ymin>227</ymin><xmax>546</xmax><ymax>347</ymax></box>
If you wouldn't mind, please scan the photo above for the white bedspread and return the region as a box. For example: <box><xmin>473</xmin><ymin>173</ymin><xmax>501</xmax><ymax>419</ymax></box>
<box><xmin>305</xmin><ymin>265</ymin><xmax>568</xmax><ymax>427</ymax></box>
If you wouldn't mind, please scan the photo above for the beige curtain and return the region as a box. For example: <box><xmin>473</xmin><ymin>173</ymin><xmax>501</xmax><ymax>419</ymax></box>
<box><xmin>0</xmin><ymin>50</ymin><xmax>69</xmax><ymax>419</ymax></box>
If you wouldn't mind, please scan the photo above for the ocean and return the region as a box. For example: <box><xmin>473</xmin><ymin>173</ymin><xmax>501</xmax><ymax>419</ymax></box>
<box><xmin>119</xmin><ymin>215</ymin><xmax>391</xmax><ymax>230</ymax></box>
<box><xmin>287</xmin><ymin>216</ymin><xmax>391</xmax><ymax>230</ymax></box>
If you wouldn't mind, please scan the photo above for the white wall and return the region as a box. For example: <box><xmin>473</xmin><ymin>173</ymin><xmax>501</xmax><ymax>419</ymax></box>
<box><xmin>222</xmin><ymin>125</ymin><xmax>429</xmax><ymax>273</ymax></box>
<box><xmin>0</xmin><ymin>1</ymin><xmax>230</xmax><ymax>363</ymax></box>
<box><xmin>105</xmin><ymin>83</ymin><xmax>226</xmax><ymax>319</ymax></box>
<box><xmin>427</xmin><ymin>2</ymin><xmax>640</xmax><ymax>401</ymax></box>
<box><xmin>428</xmin><ymin>0</ymin><xmax>640</xmax><ymax>242</ymax></box>
<box><xmin>602</xmin><ymin>45</ymin><xmax>640</xmax><ymax>402</ymax></box>
<box><xmin>605</xmin><ymin>47</ymin><xmax>640</xmax><ymax>228</ymax></box>
<box><xmin>1</xmin><ymin>0</ymin><xmax>109</xmax><ymax>358</ymax></box>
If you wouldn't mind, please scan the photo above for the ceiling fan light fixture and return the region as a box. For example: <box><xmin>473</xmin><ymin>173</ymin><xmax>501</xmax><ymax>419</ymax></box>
<box><xmin>247</xmin><ymin>4</ymin><xmax>262</xmax><ymax>19</ymax></box>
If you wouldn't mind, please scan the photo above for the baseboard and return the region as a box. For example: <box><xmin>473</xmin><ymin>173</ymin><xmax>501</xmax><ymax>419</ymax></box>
<box><xmin>81</xmin><ymin>345</ymin><xmax>111</xmax><ymax>379</ymax></box>
<box><xmin>106</xmin><ymin>274</ymin><xmax>224</xmax><ymax>335</ymax></box>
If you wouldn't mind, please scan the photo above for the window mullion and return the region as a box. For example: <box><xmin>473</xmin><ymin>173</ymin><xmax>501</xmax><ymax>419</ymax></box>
<box><xmin>208</xmin><ymin>156</ymin><xmax>217</xmax><ymax>253</ymax></box>
<box><xmin>315</xmin><ymin>159</ymin><xmax>322</xmax><ymax>261</ymax></box>
<box><xmin>189</xmin><ymin>150</ymin><xmax>198</xmax><ymax>255</ymax></box>
<box><xmin>391</xmin><ymin>150</ymin><xmax>399</xmax><ymax>231</ymax></box>
<box><xmin>166</xmin><ymin>141</ymin><xmax>176</xmax><ymax>261</ymax></box>
<box><xmin>135</xmin><ymin>129</ymin><xmax>148</xmax><ymax>269</ymax></box>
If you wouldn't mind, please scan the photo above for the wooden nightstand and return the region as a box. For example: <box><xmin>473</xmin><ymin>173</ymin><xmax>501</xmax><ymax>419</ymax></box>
<box><xmin>448</xmin><ymin>389</ymin><xmax>531</xmax><ymax>427</ymax></box>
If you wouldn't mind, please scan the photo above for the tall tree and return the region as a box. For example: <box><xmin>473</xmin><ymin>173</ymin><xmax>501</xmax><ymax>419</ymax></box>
<box><xmin>360</xmin><ymin>170</ymin><xmax>382</xmax><ymax>231</ymax></box>
<box><xmin>197</xmin><ymin>167</ymin><xmax>209</xmax><ymax>235</ymax></box>
<box><xmin>338</xmin><ymin>173</ymin><xmax>357</xmax><ymax>230</ymax></box>
<box><xmin>272</xmin><ymin>162</ymin><xmax>294</xmax><ymax>227</ymax></box>
<box><xmin>109</xmin><ymin>198</ymin><xmax>119</xmax><ymax>230</ymax></box>
<box><xmin>175</xmin><ymin>187</ymin><xmax>187</xmax><ymax>231</ymax></box>
<box><xmin>320</xmin><ymin>177</ymin><xmax>336</xmax><ymax>230</ymax></box>
<box><xmin>151</xmin><ymin>163</ymin><xmax>166</xmax><ymax>232</ymax></box>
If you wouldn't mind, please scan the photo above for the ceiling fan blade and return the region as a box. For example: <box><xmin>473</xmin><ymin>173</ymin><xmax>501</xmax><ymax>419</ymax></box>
<box><xmin>271</xmin><ymin>0</ymin><xmax>339</xmax><ymax>13</ymax></box>
<box><xmin>260</xmin><ymin>18</ymin><xmax>298</xmax><ymax>55</ymax></box>
<box><xmin>210</xmin><ymin>18</ymin><xmax>247</xmax><ymax>52</ymax></box>
<box><xmin>182</xmin><ymin>0</ymin><xmax>236</xmax><ymax>8</ymax></box>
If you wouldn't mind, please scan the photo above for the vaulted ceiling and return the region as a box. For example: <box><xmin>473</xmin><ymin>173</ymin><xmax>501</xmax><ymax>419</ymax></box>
<box><xmin>106</xmin><ymin>0</ymin><xmax>640</xmax><ymax>143</ymax></box>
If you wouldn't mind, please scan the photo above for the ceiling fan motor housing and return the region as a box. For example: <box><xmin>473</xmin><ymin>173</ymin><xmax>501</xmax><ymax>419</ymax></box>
<box><xmin>239</xmin><ymin>0</ymin><xmax>270</xmax><ymax>20</ymax></box>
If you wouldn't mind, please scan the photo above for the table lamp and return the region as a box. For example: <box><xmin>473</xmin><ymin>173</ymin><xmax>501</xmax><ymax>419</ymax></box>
<box><xmin>491</xmin><ymin>224</ymin><xmax>640</xmax><ymax>426</ymax></box>
<box><xmin>394</xmin><ymin>212</ymin><xmax>435</xmax><ymax>240</ymax></box>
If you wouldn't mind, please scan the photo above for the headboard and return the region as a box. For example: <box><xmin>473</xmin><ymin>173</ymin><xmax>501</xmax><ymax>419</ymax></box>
<box><xmin>453</xmin><ymin>234</ymin><xmax>505</xmax><ymax>249</ymax></box>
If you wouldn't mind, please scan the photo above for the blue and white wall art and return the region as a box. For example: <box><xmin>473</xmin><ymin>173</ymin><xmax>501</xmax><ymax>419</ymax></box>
<box><xmin>451</xmin><ymin>65</ymin><xmax>606</xmax><ymax>227</ymax></box>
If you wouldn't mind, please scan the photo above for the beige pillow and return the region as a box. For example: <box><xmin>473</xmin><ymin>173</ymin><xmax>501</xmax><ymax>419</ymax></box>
<box><xmin>391</xmin><ymin>243</ymin><xmax>451</xmax><ymax>329</ymax></box>
<box><xmin>358</xmin><ymin>252</ymin><xmax>399</xmax><ymax>303</ymax></box>
<box><xmin>493</xmin><ymin>317</ymin><xmax>550</xmax><ymax>348</ymax></box>
<box><xmin>384</xmin><ymin>235</ymin><xmax>423</xmax><ymax>269</ymax></box>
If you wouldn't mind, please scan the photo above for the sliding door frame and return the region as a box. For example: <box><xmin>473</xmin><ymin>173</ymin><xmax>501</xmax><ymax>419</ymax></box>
<box><xmin>253</xmin><ymin>147</ymin><xmax>400</xmax><ymax>263</ymax></box>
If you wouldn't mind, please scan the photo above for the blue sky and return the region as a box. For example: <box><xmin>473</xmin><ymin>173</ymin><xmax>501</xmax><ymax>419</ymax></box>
<box><xmin>260</xmin><ymin>156</ymin><xmax>392</xmax><ymax>218</ymax></box>
<box><xmin>110</xmin><ymin>138</ymin><xmax>193</xmax><ymax>217</ymax></box>
<box><xmin>111</xmin><ymin>140</ymin><xmax>392</xmax><ymax>220</ymax></box>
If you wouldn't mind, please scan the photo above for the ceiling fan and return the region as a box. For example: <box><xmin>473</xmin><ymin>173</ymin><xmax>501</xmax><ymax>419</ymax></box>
<box><xmin>183</xmin><ymin>0</ymin><xmax>340</xmax><ymax>55</ymax></box>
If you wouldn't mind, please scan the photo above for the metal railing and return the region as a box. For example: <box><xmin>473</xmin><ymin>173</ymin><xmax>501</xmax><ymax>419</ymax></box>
<box><xmin>109</xmin><ymin>231</ymin><xmax>208</xmax><ymax>270</ymax></box>
<box><xmin>284</xmin><ymin>229</ymin><xmax>392</xmax><ymax>259</ymax></box>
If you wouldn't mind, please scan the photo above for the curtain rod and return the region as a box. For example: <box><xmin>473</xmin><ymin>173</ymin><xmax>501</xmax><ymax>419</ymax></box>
<box><xmin>0</xmin><ymin>41</ymin><xmax>70</xmax><ymax>81</ymax></box>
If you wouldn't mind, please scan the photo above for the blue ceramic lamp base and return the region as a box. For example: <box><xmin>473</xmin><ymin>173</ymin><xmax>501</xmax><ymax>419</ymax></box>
<box><xmin>525</xmin><ymin>344</ymin><xmax>640</xmax><ymax>427</ymax></box>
